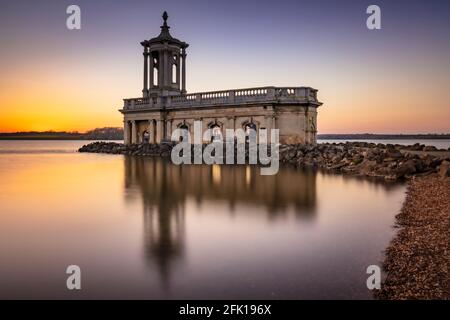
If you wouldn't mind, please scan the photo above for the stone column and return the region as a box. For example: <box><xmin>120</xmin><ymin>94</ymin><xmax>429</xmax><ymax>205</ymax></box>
<box><xmin>158</xmin><ymin>50</ymin><xmax>164</xmax><ymax>89</ymax></box>
<box><xmin>156</xmin><ymin>120</ymin><xmax>164</xmax><ymax>143</ymax></box>
<box><xmin>149</xmin><ymin>120</ymin><xmax>155</xmax><ymax>144</ymax></box>
<box><xmin>149</xmin><ymin>52</ymin><xmax>154</xmax><ymax>89</ymax></box>
<box><xmin>176</xmin><ymin>54</ymin><xmax>180</xmax><ymax>86</ymax></box>
<box><xmin>226</xmin><ymin>117</ymin><xmax>235</xmax><ymax>141</ymax></box>
<box><xmin>304</xmin><ymin>108</ymin><xmax>311</xmax><ymax>144</ymax></box>
<box><xmin>166</xmin><ymin>120</ymin><xmax>173</xmax><ymax>141</ymax></box>
<box><xmin>305</xmin><ymin>109</ymin><xmax>317</xmax><ymax>145</ymax></box>
<box><xmin>264</xmin><ymin>116</ymin><xmax>272</xmax><ymax>144</ymax></box>
<box><xmin>189</xmin><ymin>120</ymin><xmax>195</xmax><ymax>142</ymax></box>
<box><xmin>131</xmin><ymin>120</ymin><xmax>137</xmax><ymax>144</ymax></box>
<box><xmin>181</xmin><ymin>49</ymin><xmax>186</xmax><ymax>93</ymax></box>
<box><xmin>163</xmin><ymin>50</ymin><xmax>169</xmax><ymax>87</ymax></box>
<box><xmin>272</xmin><ymin>116</ymin><xmax>277</xmax><ymax>144</ymax></box>
<box><xmin>124</xmin><ymin>120</ymin><xmax>130</xmax><ymax>145</ymax></box>
<box><xmin>143</xmin><ymin>47</ymin><xmax>149</xmax><ymax>96</ymax></box>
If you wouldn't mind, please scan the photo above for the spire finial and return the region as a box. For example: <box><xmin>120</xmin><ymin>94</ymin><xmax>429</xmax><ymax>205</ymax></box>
<box><xmin>162</xmin><ymin>11</ymin><xmax>168</xmax><ymax>26</ymax></box>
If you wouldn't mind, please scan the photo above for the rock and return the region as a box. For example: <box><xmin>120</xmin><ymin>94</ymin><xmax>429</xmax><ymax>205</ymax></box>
<box><xmin>352</xmin><ymin>154</ymin><xmax>364</xmax><ymax>165</ymax></box>
<box><xmin>384</xmin><ymin>174</ymin><xmax>397</xmax><ymax>181</ymax></box>
<box><xmin>386</xmin><ymin>144</ymin><xmax>396</xmax><ymax>150</ymax></box>
<box><xmin>328</xmin><ymin>162</ymin><xmax>346</xmax><ymax>170</ymax></box>
<box><xmin>386</xmin><ymin>149</ymin><xmax>403</xmax><ymax>159</ymax></box>
<box><xmin>287</xmin><ymin>151</ymin><xmax>296</xmax><ymax>160</ymax></box>
<box><xmin>358</xmin><ymin>159</ymin><xmax>377</xmax><ymax>175</ymax></box>
<box><xmin>423</xmin><ymin>145</ymin><xmax>437</xmax><ymax>152</ymax></box>
<box><xmin>412</xmin><ymin>159</ymin><xmax>424</xmax><ymax>172</ymax></box>
<box><xmin>395</xmin><ymin>160</ymin><xmax>417</xmax><ymax>178</ymax></box>
<box><xmin>438</xmin><ymin>160</ymin><xmax>450</xmax><ymax>178</ymax></box>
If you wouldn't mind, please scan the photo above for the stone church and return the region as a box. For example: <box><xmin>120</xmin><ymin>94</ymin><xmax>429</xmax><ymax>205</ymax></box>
<box><xmin>120</xmin><ymin>12</ymin><xmax>322</xmax><ymax>145</ymax></box>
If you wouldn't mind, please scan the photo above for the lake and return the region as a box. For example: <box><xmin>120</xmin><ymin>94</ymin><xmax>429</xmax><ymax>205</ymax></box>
<box><xmin>0</xmin><ymin>140</ymin><xmax>406</xmax><ymax>299</ymax></box>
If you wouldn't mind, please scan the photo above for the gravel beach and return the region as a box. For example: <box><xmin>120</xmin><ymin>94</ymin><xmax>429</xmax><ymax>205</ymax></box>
<box><xmin>376</xmin><ymin>175</ymin><xmax>449</xmax><ymax>299</ymax></box>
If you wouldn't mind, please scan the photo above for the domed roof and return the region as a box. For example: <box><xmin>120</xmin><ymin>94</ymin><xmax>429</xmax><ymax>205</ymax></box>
<box><xmin>141</xmin><ymin>11</ymin><xmax>188</xmax><ymax>48</ymax></box>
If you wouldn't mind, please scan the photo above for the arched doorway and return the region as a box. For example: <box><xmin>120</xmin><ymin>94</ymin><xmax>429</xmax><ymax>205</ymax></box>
<box><xmin>244</xmin><ymin>122</ymin><xmax>257</xmax><ymax>134</ymax></box>
<box><xmin>244</xmin><ymin>122</ymin><xmax>257</xmax><ymax>143</ymax></box>
<box><xmin>142</xmin><ymin>130</ymin><xmax>150</xmax><ymax>144</ymax></box>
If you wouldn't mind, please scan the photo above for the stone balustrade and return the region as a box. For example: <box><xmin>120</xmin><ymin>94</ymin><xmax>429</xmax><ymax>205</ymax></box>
<box><xmin>122</xmin><ymin>86</ymin><xmax>319</xmax><ymax>111</ymax></box>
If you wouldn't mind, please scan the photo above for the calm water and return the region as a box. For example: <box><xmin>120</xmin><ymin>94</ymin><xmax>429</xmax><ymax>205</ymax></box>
<box><xmin>318</xmin><ymin>139</ymin><xmax>450</xmax><ymax>150</ymax></box>
<box><xmin>0</xmin><ymin>141</ymin><xmax>406</xmax><ymax>299</ymax></box>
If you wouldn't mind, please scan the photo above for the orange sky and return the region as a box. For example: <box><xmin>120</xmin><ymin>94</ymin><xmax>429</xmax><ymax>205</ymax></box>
<box><xmin>1</xmin><ymin>51</ymin><xmax>448</xmax><ymax>134</ymax></box>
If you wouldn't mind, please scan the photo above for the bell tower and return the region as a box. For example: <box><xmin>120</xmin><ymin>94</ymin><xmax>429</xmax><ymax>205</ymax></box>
<box><xmin>141</xmin><ymin>11</ymin><xmax>189</xmax><ymax>97</ymax></box>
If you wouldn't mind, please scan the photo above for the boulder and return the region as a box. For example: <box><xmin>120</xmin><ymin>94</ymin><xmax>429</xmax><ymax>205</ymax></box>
<box><xmin>328</xmin><ymin>162</ymin><xmax>346</xmax><ymax>170</ymax></box>
<box><xmin>386</xmin><ymin>149</ymin><xmax>403</xmax><ymax>159</ymax></box>
<box><xmin>395</xmin><ymin>160</ymin><xmax>417</xmax><ymax>178</ymax></box>
<box><xmin>438</xmin><ymin>160</ymin><xmax>450</xmax><ymax>178</ymax></box>
<box><xmin>423</xmin><ymin>145</ymin><xmax>437</xmax><ymax>152</ymax></box>
<box><xmin>358</xmin><ymin>159</ymin><xmax>377</xmax><ymax>175</ymax></box>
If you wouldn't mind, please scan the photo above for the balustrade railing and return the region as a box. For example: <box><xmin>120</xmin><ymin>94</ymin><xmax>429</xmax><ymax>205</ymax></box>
<box><xmin>122</xmin><ymin>86</ymin><xmax>318</xmax><ymax>111</ymax></box>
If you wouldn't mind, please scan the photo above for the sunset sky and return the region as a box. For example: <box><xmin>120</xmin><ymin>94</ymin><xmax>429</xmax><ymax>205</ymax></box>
<box><xmin>0</xmin><ymin>0</ymin><xmax>449</xmax><ymax>133</ymax></box>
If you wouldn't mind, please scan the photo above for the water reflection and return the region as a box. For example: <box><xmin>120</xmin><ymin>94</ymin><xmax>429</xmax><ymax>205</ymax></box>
<box><xmin>124</xmin><ymin>157</ymin><xmax>317</xmax><ymax>216</ymax></box>
<box><xmin>124</xmin><ymin>157</ymin><xmax>318</xmax><ymax>286</ymax></box>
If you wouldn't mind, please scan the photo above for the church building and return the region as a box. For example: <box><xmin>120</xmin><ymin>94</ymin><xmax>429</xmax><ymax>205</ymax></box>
<box><xmin>120</xmin><ymin>12</ymin><xmax>323</xmax><ymax>145</ymax></box>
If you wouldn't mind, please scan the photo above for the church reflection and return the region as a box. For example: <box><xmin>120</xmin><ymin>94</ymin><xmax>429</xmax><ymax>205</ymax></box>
<box><xmin>123</xmin><ymin>157</ymin><xmax>317</xmax><ymax>286</ymax></box>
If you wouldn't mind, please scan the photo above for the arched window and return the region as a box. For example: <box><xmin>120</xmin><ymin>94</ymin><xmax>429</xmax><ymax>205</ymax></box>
<box><xmin>210</xmin><ymin>124</ymin><xmax>222</xmax><ymax>142</ymax></box>
<box><xmin>244</xmin><ymin>122</ymin><xmax>257</xmax><ymax>143</ymax></box>
<box><xmin>244</xmin><ymin>122</ymin><xmax>257</xmax><ymax>135</ymax></box>
<box><xmin>179</xmin><ymin>124</ymin><xmax>189</xmax><ymax>142</ymax></box>
<box><xmin>172</xmin><ymin>64</ymin><xmax>177</xmax><ymax>84</ymax></box>
<box><xmin>153</xmin><ymin>67</ymin><xmax>158</xmax><ymax>86</ymax></box>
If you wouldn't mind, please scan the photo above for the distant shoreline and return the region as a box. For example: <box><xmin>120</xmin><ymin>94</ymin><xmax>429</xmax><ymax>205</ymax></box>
<box><xmin>318</xmin><ymin>134</ymin><xmax>450</xmax><ymax>140</ymax></box>
<box><xmin>0</xmin><ymin>127</ymin><xmax>123</xmax><ymax>140</ymax></box>
<box><xmin>0</xmin><ymin>137</ymin><xmax>120</xmax><ymax>140</ymax></box>
<box><xmin>1</xmin><ymin>133</ymin><xmax>449</xmax><ymax>141</ymax></box>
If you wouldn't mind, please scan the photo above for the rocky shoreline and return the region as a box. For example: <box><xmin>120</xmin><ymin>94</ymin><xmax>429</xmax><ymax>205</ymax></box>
<box><xmin>78</xmin><ymin>141</ymin><xmax>450</xmax><ymax>181</ymax></box>
<box><xmin>376</xmin><ymin>175</ymin><xmax>449</xmax><ymax>300</ymax></box>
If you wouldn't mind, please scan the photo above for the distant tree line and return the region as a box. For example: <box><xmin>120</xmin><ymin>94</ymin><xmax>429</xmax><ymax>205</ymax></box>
<box><xmin>1</xmin><ymin>130</ymin><xmax>448</xmax><ymax>141</ymax></box>
<box><xmin>0</xmin><ymin>127</ymin><xmax>124</xmax><ymax>140</ymax></box>
<box><xmin>318</xmin><ymin>133</ymin><xmax>450</xmax><ymax>140</ymax></box>
<box><xmin>84</xmin><ymin>127</ymin><xmax>124</xmax><ymax>140</ymax></box>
